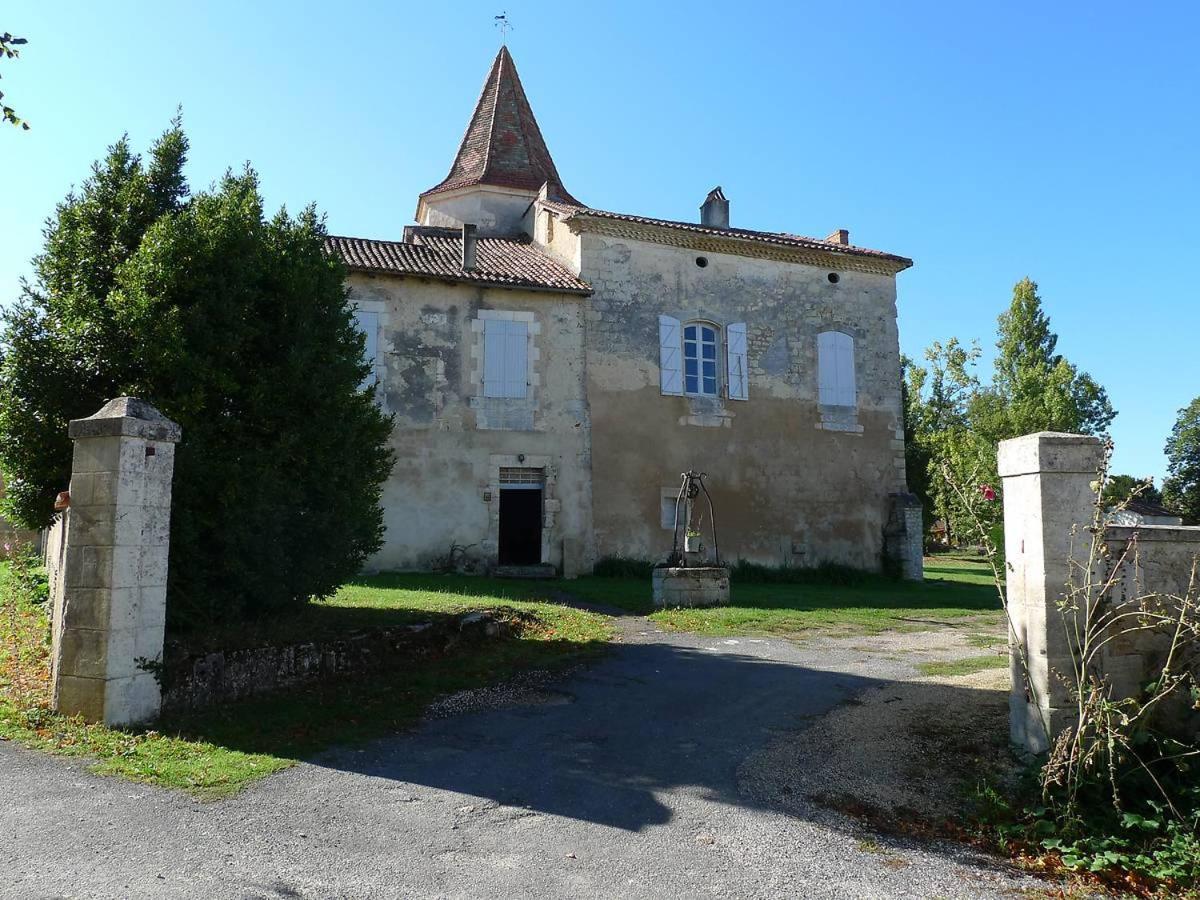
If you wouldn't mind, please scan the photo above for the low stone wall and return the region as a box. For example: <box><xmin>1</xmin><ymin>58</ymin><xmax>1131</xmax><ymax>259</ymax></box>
<box><xmin>652</xmin><ymin>566</ymin><xmax>731</xmax><ymax>608</ymax></box>
<box><xmin>161</xmin><ymin>609</ymin><xmax>526</xmax><ymax>712</ymax></box>
<box><xmin>1101</xmin><ymin>523</ymin><xmax>1200</xmax><ymax>736</ymax></box>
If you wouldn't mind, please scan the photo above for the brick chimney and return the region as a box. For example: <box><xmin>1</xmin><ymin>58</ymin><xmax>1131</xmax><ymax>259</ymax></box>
<box><xmin>825</xmin><ymin>229</ymin><xmax>850</xmax><ymax>246</ymax></box>
<box><xmin>700</xmin><ymin>187</ymin><xmax>729</xmax><ymax>229</ymax></box>
<box><xmin>461</xmin><ymin>223</ymin><xmax>478</xmax><ymax>271</ymax></box>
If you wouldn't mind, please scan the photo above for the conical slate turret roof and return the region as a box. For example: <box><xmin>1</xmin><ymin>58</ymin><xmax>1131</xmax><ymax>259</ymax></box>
<box><xmin>420</xmin><ymin>46</ymin><xmax>579</xmax><ymax>204</ymax></box>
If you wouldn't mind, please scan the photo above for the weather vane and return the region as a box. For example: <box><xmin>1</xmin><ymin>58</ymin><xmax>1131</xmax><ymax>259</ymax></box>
<box><xmin>494</xmin><ymin>11</ymin><xmax>512</xmax><ymax>42</ymax></box>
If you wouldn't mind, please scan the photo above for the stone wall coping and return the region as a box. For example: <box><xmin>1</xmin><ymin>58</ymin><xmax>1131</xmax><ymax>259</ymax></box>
<box><xmin>68</xmin><ymin>397</ymin><xmax>182</xmax><ymax>443</ymax></box>
<box><xmin>1106</xmin><ymin>524</ymin><xmax>1200</xmax><ymax>544</ymax></box>
<box><xmin>997</xmin><ymin>431</ymin><xmax>1105</xmax><ymax>478</ymax></box>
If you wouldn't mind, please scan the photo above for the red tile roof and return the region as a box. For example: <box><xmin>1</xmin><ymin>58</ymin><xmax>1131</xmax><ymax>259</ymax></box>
<box><xmin>543</xmin><ymin>200</ymin><xmax>913</xmax><ymax>269</ymax></box>
<box><xmin>326</xmin><ymin>230</ymin><xmax>591</xmax><ymax>294</ymax></box>
<box><xmin>420</xmin><ymin>46</ymin><xmax>580</xmax><ymax>205</ymax></box>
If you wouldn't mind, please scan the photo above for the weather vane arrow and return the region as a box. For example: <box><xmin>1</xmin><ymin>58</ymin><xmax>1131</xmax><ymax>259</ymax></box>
<box><xmin>494</xmin><ymin>11</ymin><xmax>512</xmax><ymax>42</ymax></box>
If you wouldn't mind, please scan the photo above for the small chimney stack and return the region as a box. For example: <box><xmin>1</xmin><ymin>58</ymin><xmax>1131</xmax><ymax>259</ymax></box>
<box><xmin>825</xmin><ymin>228</ymin><xmax>850</xmax><ymax>246</ymax></box>
<box><xmin>700</xmin><ymin>186</ymin><xmax>729</xmax><ymax>229</ymax></box>
<box><xmin>461</xmin><ymin>223</ymin><xmax>478</xmax><ymax>271</ymax></box>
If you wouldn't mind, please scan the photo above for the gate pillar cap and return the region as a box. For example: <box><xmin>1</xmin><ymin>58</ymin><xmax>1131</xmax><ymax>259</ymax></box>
<box><xmin>997</xmin><ymin>432</ymin><xmax>1104</xmax><ymax>479</ymax></box>
<box><xmin>68</xmin><ymin>397</ymin><xmax>182</xmax><ymax>443</ymax></box>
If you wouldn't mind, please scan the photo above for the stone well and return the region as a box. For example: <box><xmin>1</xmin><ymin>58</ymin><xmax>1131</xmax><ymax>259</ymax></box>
<box><xmin>652</xmin><ymin>566</ymin><xmax>730</xmax><ymax>608</ymax></box>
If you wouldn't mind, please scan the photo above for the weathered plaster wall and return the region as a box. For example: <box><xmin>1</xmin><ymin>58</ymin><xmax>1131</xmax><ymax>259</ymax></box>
<box><xmin>418</xmin><ymin>184</ymin><xmax>537</xmax><ymax>236</ymax></box>
<box><xmin>346</xmin><ymin>273</ymin><xmax>594</xmax><ymax>574</ymax></box>
<box><xmin>577</xmin><ymin>233</ymin><xmax>907</xmax><ymax>569</ymax></box>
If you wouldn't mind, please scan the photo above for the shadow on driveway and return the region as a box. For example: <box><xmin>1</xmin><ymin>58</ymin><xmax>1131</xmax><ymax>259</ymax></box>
<box><xmin>306</xmin><ymin>631</ymin><xmax>1005</xmax><ymax>835</ymax></box>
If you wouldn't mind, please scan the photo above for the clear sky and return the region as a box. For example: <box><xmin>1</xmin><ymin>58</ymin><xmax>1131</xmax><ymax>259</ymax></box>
<box><xmin>2</xmin><ymin>1</ymin><xmax>1197</xmax><ymax>482</ymax></box>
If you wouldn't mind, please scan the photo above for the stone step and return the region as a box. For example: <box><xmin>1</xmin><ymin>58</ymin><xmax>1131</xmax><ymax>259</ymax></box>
<box><xmin>491</xmin><ymin>564</ymin><xmax>558</xmax><ymax>580</ymax></box>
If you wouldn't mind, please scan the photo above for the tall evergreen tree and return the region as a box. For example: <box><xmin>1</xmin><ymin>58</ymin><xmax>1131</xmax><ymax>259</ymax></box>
<box><xmin>0</xmin><ymin>123</ymin><xmax>394</xmax><ymax>627</ymax></box>
<box><xmin>984</xmin><ymin>277</ymin><xmax>1115</xmax><ymax>440</ymax></box>
<box><xmin>1162</xmin><ymin>397</ymin><xmax>1200</xmax><ymax>525</ymax></box>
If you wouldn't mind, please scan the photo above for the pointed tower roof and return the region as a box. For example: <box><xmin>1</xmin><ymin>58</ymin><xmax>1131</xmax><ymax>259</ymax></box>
<box><xmin>420</xmin><ymin>46</ymin><xmax>580</xmax><ymax>205</ymax></box>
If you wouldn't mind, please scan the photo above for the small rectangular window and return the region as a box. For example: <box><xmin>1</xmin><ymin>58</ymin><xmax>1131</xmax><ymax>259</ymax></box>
<box><xmin>483</xmin><ymin>319</ymin><xmax>528</xmax><ymax>399</ymax></box>
<box><xmin>818</xmin><ymin>331</ymin><xmax>856</xmax><ymax>408</ymax></box>
<box><xmin>353</xmin><ymin>309</ymin><xmax>380</xmax><ymax>390</ymax></box>
<box><xmin>683</xmin><ymin>323</ymin><xmax>719</xmax><ymax>396</ymax></box>
<box><xmin>661</xmin><ymin>493</ymin><xmax>679</xmax><ymax>529</ymax></box>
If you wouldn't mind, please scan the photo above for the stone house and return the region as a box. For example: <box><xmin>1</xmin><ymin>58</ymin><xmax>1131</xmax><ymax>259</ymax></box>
<box><xmin>328</xmin><ymin>47</ymin><xmax>920</xmax><ymax>578</ymax></box>
<box><xmin>1106</xmin><ymin>498</ymin><xmax>1184</xmax><ymax>527</ymax></box>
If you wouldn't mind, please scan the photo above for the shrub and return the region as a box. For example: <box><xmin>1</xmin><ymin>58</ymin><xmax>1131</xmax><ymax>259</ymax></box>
<box><xmin>3</xmin><ymin>542</ymin><xmax>48</xmax><ymax>607</ymax></box>
<box><xmin>592</xmin><ymin>557</ymin><xmax>655</xmax><ymax>578</ymax></box>
<box><xmin>730</xmin><ymin>559</ymin><xmax>873</xmax><ymax>586</ymax></box>
<box><xmin>0</xmin><ymin>123</ymin><xmax>394</xmax><ymax>630</ymax></box>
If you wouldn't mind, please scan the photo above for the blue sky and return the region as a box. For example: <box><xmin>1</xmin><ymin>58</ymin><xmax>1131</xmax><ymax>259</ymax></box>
<box><xmin>2</xmin><ymin>1</ymin><xmax>1197</xmax><ymax>481</ymax></box>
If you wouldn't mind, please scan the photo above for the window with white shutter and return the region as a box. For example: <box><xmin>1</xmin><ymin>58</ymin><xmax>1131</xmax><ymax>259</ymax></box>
<box><xmin>726</xmin><ymin>322</ymin><xmax>748</xmax><ymax>400</ymax></box>
<box><xmin>483</xmin><ymin>319</ymin><xmax>528</xmax><ymax>399</ymax></box>
<box><xmin>658</xmin><ymin>315</ymin><xmax>683</xmax><ymax>396</ymax></box>
<box><xmin>353</xmin><ymin>309</ymin><xmax>380</xmax><ymax>390</ymax></box>
<box><xmin>817</xmin><ymin>331</ymin><xmax>856</xmax><ymax>408</ymax></box>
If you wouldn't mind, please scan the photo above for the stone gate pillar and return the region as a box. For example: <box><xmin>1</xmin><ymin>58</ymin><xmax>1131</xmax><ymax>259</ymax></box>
<box><xmin>997</xmin><ymin>431</ymin><xmax>1104</xmax><ymax>753</ymax></box>
<box><xmin>50</xmin><ymin>397</ymin><xmax>181</xmax><ymax>726</ymax></box>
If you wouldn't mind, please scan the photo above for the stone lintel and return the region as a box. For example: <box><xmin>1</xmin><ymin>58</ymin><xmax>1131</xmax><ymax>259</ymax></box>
<box><xmin>68</xmin><ymin>396</ymin><xmax>181</xmax><ymax>443</ymax></box>
<box><xmin>997</xmin><ymin>432</ymin><xmax>1104</xmax><ymax>478</ymax></box>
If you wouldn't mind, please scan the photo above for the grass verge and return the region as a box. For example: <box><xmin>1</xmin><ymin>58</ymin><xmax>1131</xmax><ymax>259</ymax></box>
<box><xmin>917</xmin><ymin>654</ymin><xmax>1008</xmax><ymax>677</ymax></box>
<box><xmin>563</xmin><ymin>555</ymin><xmax>1003</xmax><ymax>640</ymax></box>
<box><xmin>1</xmin><ymin>568</ymin><xmax>609</xmax><ymax>799</ymax></box>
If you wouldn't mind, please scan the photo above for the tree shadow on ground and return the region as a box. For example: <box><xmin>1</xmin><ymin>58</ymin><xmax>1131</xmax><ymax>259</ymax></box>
<box><xmin>293</xmin><ymin>635</ymin><xmax>1014</xmax><ymax>842</ymax></box>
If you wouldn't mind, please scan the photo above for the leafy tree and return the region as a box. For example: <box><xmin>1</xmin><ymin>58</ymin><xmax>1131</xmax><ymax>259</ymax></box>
<box><xmin>1101</xmin><ymin>474</ymin><xmax>1163</xmax><ymax>510</ymax></box>
<box><xmin>1</xmin><ymin>32</ymin><xmax>29</xmax><ymax>130</ymax></box>
<box><xmin>905</xmin><ymin>278</ymin><xmax>1117</xmax><ymax>545</ymax></box>
<box><xmin>1162</xmin><ymin>397</ymin><xmax>1200</xmax><ymax>525</ymax></box>
<box><xmin>0</xmin><ymin>123</ymin><xmax>395</xmax><ymax>627</ymax></box>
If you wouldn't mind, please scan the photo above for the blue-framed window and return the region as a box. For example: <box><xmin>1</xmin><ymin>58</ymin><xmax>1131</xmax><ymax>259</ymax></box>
<box><xmin>683</xmin><ymin>323</ymin><xmax>719</xmax><ymax>396</ymax></box>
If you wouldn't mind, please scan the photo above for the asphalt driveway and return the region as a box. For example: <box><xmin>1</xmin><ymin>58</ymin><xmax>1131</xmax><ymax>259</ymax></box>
<box><xmin>1</xmin><ymin>615</ymin><xmax>1036</xmax><ymax>899</ymax></box>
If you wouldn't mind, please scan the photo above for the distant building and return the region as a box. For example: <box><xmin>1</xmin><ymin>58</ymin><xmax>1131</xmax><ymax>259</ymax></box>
<box><xmin>326</xmin><ymin>46</ymin><xmax>920</xmax><ymax>578</ymax></box>
<box><xmin>1106</xmin><ymin>498</ymin><xmax>1184</xmax><ymax>527</ymax></box>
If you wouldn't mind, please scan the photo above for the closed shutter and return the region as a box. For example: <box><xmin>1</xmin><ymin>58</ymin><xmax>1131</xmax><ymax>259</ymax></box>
<box><xmin>726</xmin><ymin>322</ymin><xmax>748</xmax><ymax>400</ymax></box>
<box><xmin>659</xmin><ymin>315</ymin><xmax>683</xmax><ymax>396</ymax></box>
<box><xmin>504</xmin><ymin>321</ymin><xmax>528</xmax><ymax>398</ymax></box>
<box><xmin>353</xmin><ymin>309</ymin><xmax>379</xmax><ymax>390</ymax></box>
<box><xmin>818</xmin><ymin>331</ymin><xmax>856</xmax><ymax>407</ymax></box>
<box><xmin>483</xmin><ymin>319</ymin><xmax>529</xmax><ymax>399</ymax></box>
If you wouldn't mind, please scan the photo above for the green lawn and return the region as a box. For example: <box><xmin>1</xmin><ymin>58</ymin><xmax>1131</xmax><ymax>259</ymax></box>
<box><xmin>1</xmin><ymin>571</ymin><xmax>609</xmax><ymax>799</ymax></box>
<box><xmin>561</xmin><ymin>555</ymin><xmax>1004</xmax><ymax>640</ymax></box>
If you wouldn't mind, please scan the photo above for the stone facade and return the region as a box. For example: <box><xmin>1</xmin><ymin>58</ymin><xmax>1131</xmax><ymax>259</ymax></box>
<box><xmin>346</xmin><ymin>275</ymin><xmax>593</xmax><ymax>575</ymax></box>
<box><xmin>1000</xmin><ymin>432</ymin><xmax>1200</xmax><ymax>753</ymax></box>
<box><xmin>336</xmin><ymin>47</ymin><xmax>920</xmax><ymax>578</ymax></box>
<box><xmin>567</xmin><ymin>225</ymin><xmax>909</xmax><ymax>569</ymax></box>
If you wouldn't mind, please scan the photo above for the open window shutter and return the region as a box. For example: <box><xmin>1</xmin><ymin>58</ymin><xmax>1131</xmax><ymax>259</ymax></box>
<box><xmin>726</xmin><ymin>322</ymin><xmax>748</xmax><ymax>400</ymax></box>
<box><xmin>353</xmin><ymin>309</ymin><xmax>379</xmax><ymax>390</ymax></box>
<box><xmin>504</xmin><ymin>321</ymin><xmax>528</xmax><ymax>398</ymax></box>
<box><xmin>483</xmin><ymin>319</ymin><xmax>506</xmax><ymax>397</ymax></box>
<box><xmin>658</xmin><ymin>315</ymin><xmax>683</xmax><ymax>396</ymax></box>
